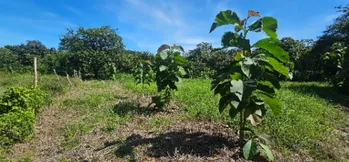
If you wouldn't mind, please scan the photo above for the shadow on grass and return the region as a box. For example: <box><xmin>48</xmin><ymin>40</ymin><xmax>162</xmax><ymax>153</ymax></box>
<box><xmin>113</xmin><ymin>101</ymin><xmax>161</xmax><ymax>117</ymax></box>
<box><xmin>95</xmin><ymin>131</ymin><xmax>270</xmax><ymax>161</ymax></box>
<box><xmin>286</xmin><ymin>83</ymin><xmax>349</xmax><ymax>110</ymax></box>
<box><xmin>110</xmin><ymin>131</ymin><xmax>238</xmax><ymax>160</ymax></box>
<box><xmin>120</xmin><ymin>131</ymin><xmax>239</xmax><ymax>158</ymax></box>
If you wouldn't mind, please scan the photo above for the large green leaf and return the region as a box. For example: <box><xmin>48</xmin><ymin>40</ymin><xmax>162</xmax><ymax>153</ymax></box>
<box><xmin>160</xmin><ymin>52</ymin><xmax>168</xmax><ymax>60</ymax></box>
<box><xmin>240</xmin><ymin>58</ymin><xmax>254</xmax><ymax>78</ymax></box>
<box><xmin>265</xmin><ymin>56</ymin><xmax>290</xmax><ymax>78</ymax></box>
<box><xmin>253</xmin><ymin>38</ymin><xmax>289</xmax><ymax>63</ymax></box>
<box><xmin>214</xmin><ymin>80</ymin><xmax>230</xmax><ymax>95</ymax></box>
<box><xmin>168</xmin><ymin>82</ymin><xmax>177</xmax><ymax>90</ymax></box>
<box><xmin>230</xmin><ymin>80</ymin><xmax>243</xmax><ymax>101</ymax></box>
<box><xmin>219</xmin><ymin>95</ymin><xmax>232</xmax><ymax>113</ymax></box>
<box><xmin>257</xmin><ymin>81</ymin><xmax>275</xmax><ymax>94</ymax></box>
<box><xmin>259</xmin><ymin>92</ymin><xmax>281</xmax><ymax>115</ymax></box>
<box><xmin>222</xmin><ymin>32</ymin><xmax>250</xmax><ymax>50</ymax></box>
<box><xmin>262</xmin><ymin>17</ymin><xmax>278</xmax><ymax>38</ymax></box>
<box><xmin>230</xmin><ymin>72</ymin><xmax>242</xmax><ymax>80</ymax></box>
<box><xmin>159</xmin><ymin>65</ymin><xmax>167</xmax><ymax>72</ymax></box>
<box><xmin>248</xmin><ymin>19</ymin><xmax>262</xmax><ymax>32</ymax></box>
<box><xmin>178</xmin><ymin>66</ymin><xmax>186</xmax><ymax>75</ymax></box>
<box><xmin>174</xmin><ymin>54</ymin><xmax>187</xmax><ymax>66</ymax></box>
<box><xmin>263</xmin><ymin>72</ymin><xmax>281</xmax><ymax>89</ymax></box>
<box><xmin>239</xmin><ymin>38</ymin><xmax>251</xmax><ymax>51</ymax></box>
<box><xmin>222</xmin><ymin>32</ymin><xmax>238</xmax><ymax>47</ymax></box>
<box><xmin>229</xmin><ymin>106</ymin><xmax>239</xmax><ymax>118</ymax></box>
<box><xmin>260</xmin><ymin>143</ymin><xmax>275</xmax><ymax>161</ymax></box>
<box><xmin>243</xmin><ymin>139</ymin><xmax>259</xmax><ymax>160</ymax></box>
<box><xmin>210</xmin><ymin>10</ymin><xmax>240</xmax><ymax>33</ymax></box>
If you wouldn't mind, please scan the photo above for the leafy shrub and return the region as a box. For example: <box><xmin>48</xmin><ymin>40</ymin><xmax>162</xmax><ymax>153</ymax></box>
<box><xmin>336</xmin><ymin>50</ymin><xmax>349</xmax><ymax>94</ymax></box>
<box><xmin>0</xmin><ymin>87</ymin><xmax>47</xmax><ymax>114</ymax></box>
<box><xmin>319</xmin><ymin>42</ymin><xmax>349</xmax><ymax>94</ymax></box>
<box><xmin>0</xmin><ymin>87</ymin><xmax>46</xmax><ymax>147</ymax></box>
<box><xmin>0</xmin><ymin>110</ymin><xmax>35</xmax><ymax>147</ymax></box>
<box><xmin>321</xmin><ymin>42</ymin><xmax>346</xmax><ymax>81</ymax></box>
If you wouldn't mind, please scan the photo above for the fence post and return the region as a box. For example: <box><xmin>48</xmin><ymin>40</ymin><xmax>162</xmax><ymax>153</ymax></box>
<box><xmin>34</xmin><ymin>57</ymin><xmax>38</xmax><ymax>88</ymax></box>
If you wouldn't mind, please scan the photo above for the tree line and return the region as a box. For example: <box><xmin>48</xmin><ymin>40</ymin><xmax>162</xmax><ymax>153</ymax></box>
<box><xmin>0</xmin><ymin>5</ymin><xmax>348</xmax><ymax>94</ymax></box>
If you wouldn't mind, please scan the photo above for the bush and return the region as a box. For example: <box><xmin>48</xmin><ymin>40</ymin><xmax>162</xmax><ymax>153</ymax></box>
<box><xmin>0</xmin><ymin>87</ymin><xmax>46</xmax><ymax>114</ymax></box>
<box><xmin>0</xmin><ymin>87</ymin><xmax>46</xmax><ymax>147</ymax></box>
<box><xmin>336</xmin><ymin>53</ymin><xmax>349</xmax><ymax>94</ymax></box>
<box><xmin>0</xmin><ymin>110</ymin><xmax>35</xmax><ymax>147</ymax></box>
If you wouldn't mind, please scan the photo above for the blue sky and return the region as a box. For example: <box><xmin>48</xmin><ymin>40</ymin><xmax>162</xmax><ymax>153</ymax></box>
<box><xmin>0</xmin><ymin>0</ymin><xmax>346</xmax><ymax>53</ymax></box>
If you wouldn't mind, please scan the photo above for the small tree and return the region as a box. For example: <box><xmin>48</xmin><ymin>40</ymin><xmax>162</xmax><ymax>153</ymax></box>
<box><xmin>210</xmin><ymin>10</ymin><xmax>290</xmax><ymax>160</ymax></box>
<box><xmin>133</xmin><ymin>59</ymin><xmax>154</xmax><ymax>96</ymax></box>
<box><xmin>152</xmin><ymin>44</ymin><xmax>187</xmax><ymax>108</ymax></box>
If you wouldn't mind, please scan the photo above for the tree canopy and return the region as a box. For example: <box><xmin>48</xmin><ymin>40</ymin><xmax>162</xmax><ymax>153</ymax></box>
<box><xmin>58</xmin><ymin>26</ymin><xmax>125</xmax><ymax>79</ymax></box>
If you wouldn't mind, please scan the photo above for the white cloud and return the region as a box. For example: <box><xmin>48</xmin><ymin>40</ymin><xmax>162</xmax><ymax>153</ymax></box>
<box><xmin>123</xmin><ymin>0</ymin><xmax>183</xmax><ymax>26</ymax></box>
<box><xmin>102</xmin><ymin>0</ymin><xmax>235</xmax><ymax>52</ymax></box>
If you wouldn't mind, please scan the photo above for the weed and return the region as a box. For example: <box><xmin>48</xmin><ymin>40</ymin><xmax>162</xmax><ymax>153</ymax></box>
<box><xmin>61</xmin><ymin>123</ymin><xmax>93</xmax><ymax>150</ymax></box>
<box><xmin>147</xmin><ymin>116</ymin><xmax>172</xmax><ymax>133</ymax></box>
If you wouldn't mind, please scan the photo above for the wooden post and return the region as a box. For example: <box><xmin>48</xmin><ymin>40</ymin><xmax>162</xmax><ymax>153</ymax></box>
<box><xmin>34</xmin><ymin>57</ymin><xmax>38</xmax><ymax>88</ymax></box>
<box><xmin>53</xmin><ymin>69</ymin><xmax>62</xmax><ymax>87</ymax></box>
<box><xmin>65</xmin><ymin>72</ymin><xmax>73</xmax><ymax>86</ymax></box>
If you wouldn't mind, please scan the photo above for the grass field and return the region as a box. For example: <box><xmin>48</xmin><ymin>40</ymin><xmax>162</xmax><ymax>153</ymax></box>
<box><xmin>1</xmin><ymin>72</ymin><xmax>349</xmax><ymax>161</ymax></box>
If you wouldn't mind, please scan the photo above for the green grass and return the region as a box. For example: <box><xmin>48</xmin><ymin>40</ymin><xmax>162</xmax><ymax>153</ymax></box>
<box><xmin>1</xmin><ymin>73</ymin><xmax>349</xmax><ymax>161</ymax></box>
<box><xmin>61</xmin><ymin>122</ymin><xmax>93</xmax><ymax>150</ymax></box>
<box><xmin>116</xmin><ymin>74</ymin><xmax>349</xmax><ymax>161</ymax></box>
<box><xmin>0</xmin><ymin>71</ymin><xmax>78</xmax><ymax>96</ymax></box>
<box><xmin>258</xmin><ymin>82</ymin><xmax>349</xmax><ymax>160</ymax></box>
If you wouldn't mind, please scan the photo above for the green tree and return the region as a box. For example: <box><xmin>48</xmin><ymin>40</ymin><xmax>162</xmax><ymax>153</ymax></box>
<box><xmin>38</xmin><ymin>51</ymin><xmax>71</xmax><ymax>74</ymax></box>
<box><xmin>5</xmin><ymin>40</ymin><xmax>52</xmax><ymax>66</ymax></box>
<box><xmin>184</xmin><ymin>42</ymin><xmax>214</xmax><ymax>78</ymax></box>
<box><xmin>210</xmin><ymin>10</ymin><xmax>290</xmax><ymax>161</ymax></box>
<box><xmin>184</xmin><ymin>42</ymin><xmax>236</xmax><ymax>78</ymax></box>
<box><xmin>309</xmin><ymin>5</ymin><xmax>349</xmax><ymax>81</ymax></box>
<box><xmin>279</xmin><ymin>37</ymin><xmax>314</xmax><ymax>80</ymax></box>
<box><xmin>0</xmin><ymin>48</ymin><xmax>19</xmax><ymax>72</ymax></box>
<box><xmin>312</xmin><ymin>5</ymin><xmax>349</xmax><ymax>93</ymax></box>
<box><xmin>59</xmin><ymin>26</ymin><xmax>125</xmax><ymax>79</ymax></box>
